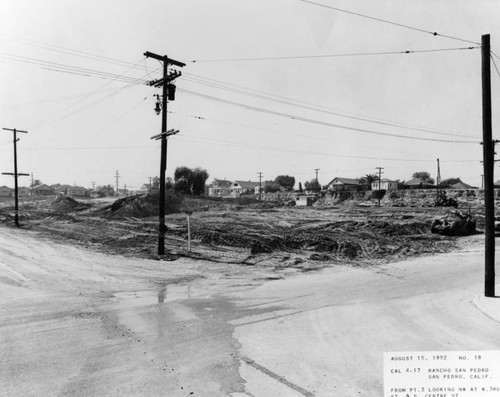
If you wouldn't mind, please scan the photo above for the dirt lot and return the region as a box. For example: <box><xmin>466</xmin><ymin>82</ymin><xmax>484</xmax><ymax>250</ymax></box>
<box><xmin>0</xmin><ymin>192</ymin><xmax>483</xmax><ymax>271</ymax></box>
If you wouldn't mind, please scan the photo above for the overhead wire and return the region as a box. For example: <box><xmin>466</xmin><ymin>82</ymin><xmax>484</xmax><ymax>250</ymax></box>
<box><xmin>298</xmin><ymin>0</ymin><xmax>480</xmax><ymax>45</ymax></box>
<box><xmin>178</xmin><ymin>88</ymin><xmax>479</xmax><ymax>144</ymax></box>
<box><xmin>167</xmin><ymin>109</ymin><xmax>438</xmax><ymax>161</ymax></box>
<box><xmin>2</xmin><ymin>35</ymin><xmax>147</xmax><ymax>72</ymax></box>
<box><xmin>0</xmin><ymin>53</ymin><xmax>149</xmax><ymax>84</ymax></box>
<box><xmin>182</xmin><ymin>72</ymin><xmax>475</xmax><ymax>138</ymax></box>
<box><xmin>176</xmin><ymin>133</ymin><xmax>478</xmax><ymax>164</ymax></box>
<box><xmin>490</xmin><ymin>53</ymin><xmax>500</xmax><ymax>80</ymax></box>
<box><xmin>29</xmin><ymin>58</ymin><xmax>151</xmax><ymax>129</ymax></box>
<box><xmin>1</xmin><ymin>88</ymin><xmax>117</xmax><ymax>110</ymax></box>
<box><xmin>191</xmin><ymin>46</ymin><xmax>478</xmax><ymax>63</ymax></box>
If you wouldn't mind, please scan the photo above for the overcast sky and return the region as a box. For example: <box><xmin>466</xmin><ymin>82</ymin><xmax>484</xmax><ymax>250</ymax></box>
<box><xmin>1</xmin><ymin>0</ymin><xmax>500</xmax><ymax>190</ymax></box>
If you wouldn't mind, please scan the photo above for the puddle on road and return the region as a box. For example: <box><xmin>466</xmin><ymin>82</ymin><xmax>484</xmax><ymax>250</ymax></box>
<box><xmin>112</xmin><ymin>283</ymin><xmax>193</xmax><ymax>308</ymax></box>
<box><xmin>110</xmin><ymin>284</ymin><xmax>197</xmax><ymax>336</ymax></box>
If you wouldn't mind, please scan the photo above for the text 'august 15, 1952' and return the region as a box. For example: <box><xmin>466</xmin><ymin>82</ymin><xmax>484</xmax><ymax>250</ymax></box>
<box><xmin>384</xmin><ymin>351</ymin><xmax>500</xmax><ymax>397</ymax></box>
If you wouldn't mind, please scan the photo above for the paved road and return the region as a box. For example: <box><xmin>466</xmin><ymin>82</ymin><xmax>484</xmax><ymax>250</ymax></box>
<box><xmin>0</xmin><ymin>227</ymin><xmax>499</xmax><ymax>396</ymax></box>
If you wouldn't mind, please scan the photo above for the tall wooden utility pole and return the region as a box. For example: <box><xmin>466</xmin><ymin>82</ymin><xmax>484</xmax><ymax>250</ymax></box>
<box><xmin>314</xmin><ymin>168</ymin><xmax>320</xmax><ymax>182</ymax></box>
<box><xmin>481</xmin><ymin>34</ymin><xmax>495</xmax><ymax>297</ymax></box>
<box><xmin>375</xmin><ymin>167</ymin><xmax>384</xmax><ymax>190</ymax></box>
<box><xmin>144</xmin><ymin>51</ymin><xmax>185</xmax><ymax>256</ymax></box>
<box><xmin>2</xmin><ymin>127</ymin><xmax>29</xmax><ymax>227</ymax></box>
<box><xmin>258</xmin><ymin>172</ymin><xmax>263</xmax><ymax>200</ymax></box>
<box><xmin>114</xmin><ymin>170</ymin><xmax>120</xmax><ymax>196</ymax></box>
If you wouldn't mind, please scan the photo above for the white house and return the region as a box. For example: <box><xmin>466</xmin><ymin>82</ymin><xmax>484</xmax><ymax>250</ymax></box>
<box><xmin>327</xmin><ymin>177</ymin><xmax>361</xmax><ymax>192</ymax></box>
<box><xmin>371</xmin><ymin>178</ymin><xmax>398</xmax><ymax>191</ymax></box>
<box><xmin>233</xmin><ymin>180</ymin><xmax>259</xmax><ymax>195</ymax></box>
<box><xmin>207</xmin><ymin>179</ymin><xmax>232</xmax><ymax>197</ymax></box>
<box><xmin>296</xmin><ymin>195</ymin><xmax>316</xmax><ymax>207</ymax></box>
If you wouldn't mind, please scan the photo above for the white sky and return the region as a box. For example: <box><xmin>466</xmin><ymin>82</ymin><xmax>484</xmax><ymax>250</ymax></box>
<box><xmin>1</xmin><ymin>0</ymin><xmax>500</xmax><ymax>190</ymax></box>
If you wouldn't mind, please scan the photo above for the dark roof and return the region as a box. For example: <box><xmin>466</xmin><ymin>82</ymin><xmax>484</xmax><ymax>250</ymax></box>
<box><xmin>235</xmin><ymin>180</ymin><xmax>258</xmax><ymax>189</ymax></box>
<box><xmin>405</xmin><ymin>177</ymin><xmax>434</xmax><ymax>186</ymax></box>
<box><xmin>211</xmin><ymin>179</ymin><xmax>232</xmax><ymax>188</ymax></box>
<box><xmin>33</xmin><ymin>184</ymin><xmax>53</xmax><ymax>190</ymax></box>
<box><xmin>328</xmin><ymin>177</ymin><xmax>360</xmax><ymax>185</ymax></box>
<box><xmin>451</xmin><ymin>181</ymin><xmax>475</xmax><ymax>189</ymax></box>
<box><xmin>377</xmin><ymin>178</ymin><xmax>397</xmax><ymax>183</ymax></box>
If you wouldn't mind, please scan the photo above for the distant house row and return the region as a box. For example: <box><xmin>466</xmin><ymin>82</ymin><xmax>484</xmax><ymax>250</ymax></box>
<box><xmin>327</xmin><ymin>177</ymin><xmax>476</xmax><ymax>192</ymax></box>
<box><xmin>205</xmin><ymin>176</ymin><xmax>478</xmax><ymax>199</ymax></box>
<box><xmin>0</xmin><ymin>184</ymin><xmax>91</xmax><ymax>198</ymax></box>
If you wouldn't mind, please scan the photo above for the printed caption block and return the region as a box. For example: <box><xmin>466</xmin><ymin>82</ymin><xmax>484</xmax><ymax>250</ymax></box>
<box><xmin>384</xmin><ymin>351</ymin><xmax>500</xmax><ymax>397</ymax></box>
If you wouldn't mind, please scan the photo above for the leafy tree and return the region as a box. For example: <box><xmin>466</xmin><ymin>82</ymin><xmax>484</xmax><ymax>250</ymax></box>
<box><xmin>97</xmin><ymin>185</ymin><xmax>114</xmax><ymax>197</ymax></box>
<box><xmin>30</xmin><ymin>179</ymin><xmax>42</xmax><ymax>187</ymax></box>
<box><xmin>304</xmin><ymin>179</ymin><xmax>321</xmax><ymax>192</ymax></box>
<box><xmin>191</xmin><ymin>168</ymin><xmax>209</xmax><ymax>195</ymax></box>
<box><xmin>264</xmin><ymin>181</ymin><xmax>281</xmax><ymax>193</ymax></box>
<box><xmin>173</xmin><ymin>166</ymin><xmax>209</xmax><ymax>195</ymax></box>
<box><xmin>274</xmin><ymin>175</ymin><xmax>295</xmax><ymax>191</ymax></box>
<box><xmin>438</xmin><ymin>178</ymin><xmax>461</xmax><ymax>188</ymax></box>
<box><xmin>412</xmin><ymin>171</ymin><xmax>435</xmax><ymax>184</ymax></box>
<box><xmin>298</xmin><ymin>182</ymin><xmax>303</xmax><ymax>192</ymax></box>
<box><xmin>165</xmin><ymin>177</ymin><xmax>174</xmax><ymax>190</ymax></box>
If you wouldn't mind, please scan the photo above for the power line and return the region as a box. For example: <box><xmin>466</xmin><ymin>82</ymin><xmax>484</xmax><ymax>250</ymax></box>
<box><xmin>168</xmin><ymin>109</ymin><xmax>437</xmax><ymax>160</ymax></box>
<box><xmin>299</xmin><ymin>0</ymin><xmax>479</xmax><ymax>45</ymax></box>
<box><xmin>182</xmin><ymin>72</ymin><xmax>475</xmax><ymax>138</ymax></box>
<box><xmin>1</xmin><ymin>88</ymin><xmax>117</xmax><ymax>110</ymax></box>
<box><xmin>490</xmin><ymin>53</ymin><xmax>500</xmax><ymax>81</ymax></box>
<box><xmin>29</xmin><ymin>62</ymin><xmax>151</xmax><ymax>129</ymax></box>
<box><xmin>179</xmin><ymin>88</ymin><xmax>479</xmax><ymax>144</ymax></box>
<box><xmin>2</xmin><ymin>34</ymin><xmax>148</xmax><ymax>72</ymax></box>
<box><xmin>0</xmin><ymin>54</ymin><xmax>150</xmax><ymax>84</ymax></box>
<box><xmin>176</xmin><ymin>133</ymin><xmax>462</xmax><ymax>163</ymax></box>
<box><xmin>191</xmin><ymin>46</ymin><xmax>478</xmax><ymax>63</ymax></box>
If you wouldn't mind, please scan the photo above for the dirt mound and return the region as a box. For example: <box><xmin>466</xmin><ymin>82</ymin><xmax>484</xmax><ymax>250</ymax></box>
<box><xmin>50</xmin><ymin>195</ymin><xmax>90</xmax><ymax>212</ymax></box>
<box><xmin>108</xmin><ymin>193</ymin><xmax>183</xmax><ymax>218</ymax></box>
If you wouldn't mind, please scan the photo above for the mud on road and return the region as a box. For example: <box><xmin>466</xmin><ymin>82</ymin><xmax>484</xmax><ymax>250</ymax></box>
<box><xmin>0</xmin><ymin>194</ymin><xmax>473</xmax><ymax>271</ymax></box>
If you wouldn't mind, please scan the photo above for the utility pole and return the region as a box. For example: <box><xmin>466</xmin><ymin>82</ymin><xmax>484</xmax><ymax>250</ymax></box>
<box><xmin>481</xmin><ymin>34</ymin><xmax>495</xmax><ymax>297</ymax></box>
<box><xmin>314</xmin><ymin>168</ymin><xmax>320</xmax><ymax>183</ymax></box>
<box><xmin>436</xmin><ymin>159</ymin><xmax>441</xmax><ymax>186</ymax></box>
<box><xmin>375</xmin><ymin>167</ymin><xmax>384</xmax><ymax>190</ymax></box>
<box><xmin>92</xmin><ymin>181</ymin><xmax>96</xmax><ymax>191</ymax></box>
<box><xmin>144</xmin><ymin>50</ymin><xmax>185</xmax><ymax>256</ymax></box>
<box><xmin>258</xmin><ymin>172</ymin><xmax>263</xmax><ymax>200</ymax></box>
<box><xmin>375</xmin><ymin>167</ymin><xmax>384</xmax><ymax>207</ymax></box>
<box><xmin>149</xmin><ymin>177</ymin><xmax>153</xmax><ymax>193</ymax></box>
<box><xmin>114</xmin><ymin>170</ymin><xmax>120</xmax><ymax>196</ymax></box>
<box><xmin>2</xmin><ymin>127</ymin><xmax>29</xmax><ymax>227</ymax></box>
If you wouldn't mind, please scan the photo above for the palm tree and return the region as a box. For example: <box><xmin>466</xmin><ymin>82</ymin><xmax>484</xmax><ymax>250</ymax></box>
<box><xmin>364</xmin><ymin>173</ymin><xmax>379</xmax><ymax>190</ymax></box>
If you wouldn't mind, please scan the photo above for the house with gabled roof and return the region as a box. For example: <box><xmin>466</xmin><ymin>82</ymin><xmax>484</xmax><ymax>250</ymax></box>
<box><xmin>326</xmin><ymin>177</ymin><xmax>362</xmax><ymax>192</ymax></box>
<box><xmin>0</xmin><ymin>186</ymin><xmax>12</xmax><ymax>197</ymax></box>
<box><xmin>32</xmin><ymin>184</ymin><xmax>55</xmax><ymax>196</ymax></box>
<box><xmin>18</xmin><ymin>187</ymin><xmax>31</xmax><ymax>197</ymax></box>
<box><xmin>207</xmin><ymin>179</ymin><xmax>233</xmax><ymax>197</ymax></box>
<box><xmin>451</xmin><ymin>181</ymin><xmax>476</xmax><ymax>190</ymax></box>
<box><xmin>404</xmin><ymin>177</ymin><xmax>435</xmax><ymax>189</ymax></box>
<box><xmin>233</xmin><ymin>180</ymin><xmax>259</xmax><ymax>195</ymax></box>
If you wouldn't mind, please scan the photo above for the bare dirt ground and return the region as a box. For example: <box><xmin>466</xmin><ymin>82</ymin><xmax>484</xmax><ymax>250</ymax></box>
<box><xmin>1</xmin><ymin>193</ymin><xmax>497</xmax><ymax>396</ymax></box>
<box><xmin>0</xmin><ymin>193</ymin><xmax>477</xmax><ymax>271</ymax></box>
